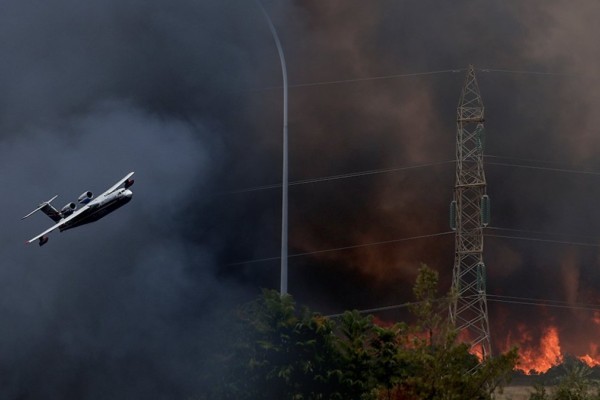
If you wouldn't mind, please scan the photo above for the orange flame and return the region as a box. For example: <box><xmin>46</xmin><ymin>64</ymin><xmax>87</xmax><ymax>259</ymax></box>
<box><xmin>579</xmin><ymin>354</ymin><xmax>600</xmax><ymax>367</ymax></box>
<box><xmin>593</xmin><ymin>311</ymin><xmax>600</xmax><ymax>326</ymax></box>
<box><xmin>516</xmin><ymin>326</ymin><xmax>562</xmax><ymax>374</ymax></box>
<box><xmin>576</xmin><ymin>342</ymin><xmax>600</xmax><ymax>367</ymax></box>
<box><xmin>512</xmin><ymin>325</ymin><xmax>600</xmax><ymax>374</ymax></box>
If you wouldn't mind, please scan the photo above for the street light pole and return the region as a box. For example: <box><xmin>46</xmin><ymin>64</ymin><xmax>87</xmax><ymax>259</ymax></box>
<box><xmin>255</xmin><ymin>0</ymin><xmax>289</xmax><ymax>296</ymax></box>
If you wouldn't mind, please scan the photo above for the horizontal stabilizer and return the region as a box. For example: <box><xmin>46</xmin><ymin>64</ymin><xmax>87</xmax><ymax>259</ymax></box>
<box><xmin>21</xmin><ymin>195</ymin><xmax>58</xmax><ymax>220</ymax></box>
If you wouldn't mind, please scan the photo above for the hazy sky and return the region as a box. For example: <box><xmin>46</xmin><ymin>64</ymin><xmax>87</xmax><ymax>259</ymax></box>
<box><xmin>2</xmin><ymin>0</ymin><xmax>600</xmax><ymax>397</ymax></box>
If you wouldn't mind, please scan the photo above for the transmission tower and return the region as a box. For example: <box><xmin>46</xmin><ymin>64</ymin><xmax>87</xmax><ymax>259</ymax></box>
<box><xmin>449</xmin><ymin>65</ymin><xmax>492</xmax><ymax>359</ymax></box>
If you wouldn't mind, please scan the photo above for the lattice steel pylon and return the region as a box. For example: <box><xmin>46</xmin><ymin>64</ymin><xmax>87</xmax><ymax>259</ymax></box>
<box><xmin>449</xmin><ymin>65</ymin><xmax>492</xmax><ymax>359</ymax></box>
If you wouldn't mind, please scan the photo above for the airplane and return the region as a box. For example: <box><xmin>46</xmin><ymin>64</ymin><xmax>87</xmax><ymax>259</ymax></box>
<box><xmin>22</xmin><ymin>172</ymin><xmax>135</xmax><ymax>246</ymax></box>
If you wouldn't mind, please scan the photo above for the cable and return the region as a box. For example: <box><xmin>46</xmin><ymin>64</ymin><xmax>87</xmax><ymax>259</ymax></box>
<box><xmin>220</xmin><ymin>153</ymin><xmax>600</xmax><ymax>197</ymax></box>
<box><xmin>485</xmin><ymin>154</ymin><xmax>576</xmax><ymax>167</ymax></box>
<box><xmin>226</xmin><ymin>231</ymin><xmax>454</xmax><ymax>266</ymax></box>
<box><xmin>462</xmin><ymin>294</ymin><xmax>600</xmax><ymax>312</ymax></box>
<box><xmin>488</xmin><ymin>226</ymin><xmax>600</xmax><ymax>243</ymax></box>
<box><xmin>485</xmin><ymin>161</ymin><xmax>600</xmax><ymax>177</ymax></box>
<box><xmin>485</xmin><ymin>233</ymin><xmax>600</xmax><ymax>249</ymax></box>
<box><xmin>221</xmin><ymin>160</ymin><xmax>454</xmax><ymax>195</ymax></box>
<box><xmin>486</xmin><ymin>294</ymin><xmax>600</xmax><ymax>310</ymax></box>
<box><xmin>325</xmin><ymin>298</ymin><xmax>448</xmax><ymax>318</ymax></box>
<box><xmin>245</xmin><ymin>67</ymin><xmax>570</xmax><ymax>93</ymax></box>
<box><xmin>227</xmin><ymin>229</ymin><xmax>600</xmax><ymax>267</ymax></box>
<box><xmin>222</xmin><ymin>155</ymin><xmax>600</xmax><ymax>196</ymax></box>
<box><xmin>485</xmin><ymin>154</ymin><xmax>600</xmax><ymax>177</ymax></box>
<box><xmin>221</xmin><ymin>151</ymin><xmax>600</xmax><ymax>264</ymax></box>
<box><xmin>324</xmin><ymin>294</ymin><xmax>600</xmax><ymax>319</ymax></box>
<box><xmin>487</xmin><ymin>298</ymin><xmax>600</xmax><ymax>312</ymax></box>
<box><xmin>255</xmin><ymin>69</ymin><xmax>465</xmax><ymax>91</ymax></box>
<box><xmin>477</xmin><ymin>68</ymin><xmax>573</xmax><ymax>77</ymax></box>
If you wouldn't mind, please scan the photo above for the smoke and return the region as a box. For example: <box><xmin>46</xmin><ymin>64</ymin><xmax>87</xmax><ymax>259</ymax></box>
<box><xmin>2</xmin><ymin>0</ymin><xmax>600</xmax><ymax>397</ymax></box>
<box><xmin>256</xmin><ymin>0</ymin><xmax>600</xmax><ymax>365</ymax></box>
<box><xmin>478</xmin><ymin>1</ymin><xmax>600</xmax><ymax>363</ymax></box>
<box><xmin>0</xmin><ymin>0</ymin><xmax>265</xmax><ymax>398</ymax></box>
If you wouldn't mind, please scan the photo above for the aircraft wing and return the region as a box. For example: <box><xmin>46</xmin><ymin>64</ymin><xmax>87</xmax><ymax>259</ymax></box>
<box><xmin>102</xmin><ymin>172</ymin><xmax>135</xmax><ymax>196</ymax></box>
<box><xmin>25</xmin><ymin>204</ymin><xmax>90</xmax><ymax>244</ymax></box>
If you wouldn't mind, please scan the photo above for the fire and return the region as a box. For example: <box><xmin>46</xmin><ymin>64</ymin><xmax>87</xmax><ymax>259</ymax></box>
<box><xmin>516</xmin><ymin>326</ymin><xmax>562</xmax><ymax>374</ymax></box>
<box><xmin>576</xmin><ymin>343</ymin><xmax>600</xmax><ymax>367</ymax></box>
<box><xmin>593</xmin><ymin>311</ymin><xmax>600</xmax><ymax>326</ymax></box>
<box><xmin>512</xmin><ymin>325</ymin><xmax>600</xmax><ymax>373</ymax></box>
<box><xmin>579</xmin><ymin>354</ymin><xmax>600</xmax><ymax>367</ymax></box>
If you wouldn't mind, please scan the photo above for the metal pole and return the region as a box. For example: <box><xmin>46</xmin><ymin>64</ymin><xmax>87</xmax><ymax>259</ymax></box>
<box><xmin>255</xmin><ymin>0</ymin><xmax>289</xmax><ymax>295</ymax></box>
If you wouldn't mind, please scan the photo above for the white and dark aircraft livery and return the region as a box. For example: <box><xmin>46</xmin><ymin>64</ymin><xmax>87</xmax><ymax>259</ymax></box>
<box><xmin>22</xmin><ymin>172</ymin><xmax>134</xmax><ymax>246</ymax></box>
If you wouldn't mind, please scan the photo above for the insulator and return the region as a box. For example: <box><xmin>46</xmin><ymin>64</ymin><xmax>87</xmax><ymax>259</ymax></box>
<box><xmin>449</xmin><ymin>200</ymin><xmax>457</xmax><ymax>230</ymax></box>
<box><xmin>481</xmin><ymin>195</ymin><xmax>490</xmax><ymax>227</ymax></box>
<box><xmin>477</xmin><ymin>263</ymin><xmax>486</xmax><ymax>292</ymax></box>
<box><xmin>476</xmin><ymin>125</ymin><xmax>485</xmax><ymax>150</ymax></box>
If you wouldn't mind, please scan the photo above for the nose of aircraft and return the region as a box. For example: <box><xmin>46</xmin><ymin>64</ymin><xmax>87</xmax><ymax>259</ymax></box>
<box><xmin>123</xmin><ymin>189</ymin><xmax>133</xmax><ymax>199</ymax></box>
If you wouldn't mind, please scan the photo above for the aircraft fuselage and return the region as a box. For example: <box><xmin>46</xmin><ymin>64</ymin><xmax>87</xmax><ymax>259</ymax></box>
<box><xmin>59</xmin><ymin>188</ymin><xmax>133</xmax><ymax>232</ymax></box>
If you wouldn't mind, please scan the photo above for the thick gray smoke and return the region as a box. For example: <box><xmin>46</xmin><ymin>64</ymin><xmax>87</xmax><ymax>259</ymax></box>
<box><xmin>0</xmin><ymin>0</ymin><xmax>266</xmax><ymax>398</ymax></box>
<box><xmin>2</xmin><ymin>0</ymin><xmax>600</xmax><ymax>397</ymax></box>
<box><xmin>230</xmin><ymin>0</ymin><xmax>600</xmax><ymax>364</ymax></box>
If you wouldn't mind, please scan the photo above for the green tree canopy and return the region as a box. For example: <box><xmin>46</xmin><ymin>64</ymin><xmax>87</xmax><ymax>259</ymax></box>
<box><xmin>219</xmin><ymin>265</ymin><xmax>518</xmax><ymax>400</ymax></box>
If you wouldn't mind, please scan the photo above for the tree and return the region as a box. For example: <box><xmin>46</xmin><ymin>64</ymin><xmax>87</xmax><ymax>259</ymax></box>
<box><xmin>554</xmin><ymin>361</ymin><xmax>599</xmax><ymax>400</ymax></box>
<box><xmin>332</xmin><ymin>310</ymin><xmax>379</xmax><ymax>398</ymax></box>
<box><xmin>410</xmin><ymin>264</ymin><xmax>444</xmax><ymax>346</ymax></box>
<box><xmin>370</xmin><ymin>322</ymin><xmax>410</xmax><ymax>400</ymax></box>
<box><xmin>221</xmin><ymin>265</ymin><xmax>518</xmax><ymax>400</ymax></box>
<box><xmin>529</xmin><ymin>383</ymin><xmax>551</xmax><ymax>400</ymax></box>
<box><xmin>234</xmin><ymin>289</ymin><xmax>341</xmax><ymax>399</ymax></box>
<box><xmin>226</xmin><ymin>290</ymin><xmax>380</xmax><ymax>399</ymax></box>
<box><xmin>529</xmin><ymin>358</ymin><xmax>600</xmax><ymax>400</ymax></box>
<box><xmin>396</xmin><ymin>264</ymin><xmax>519</xmax><ymax>400</ymax></box>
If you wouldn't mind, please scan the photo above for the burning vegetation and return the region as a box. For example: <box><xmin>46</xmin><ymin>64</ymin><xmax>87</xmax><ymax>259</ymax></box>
<box><xmin>510</xmin><ymin>324</ymin><xmax>600</xmax><ymax>374</ymax></box>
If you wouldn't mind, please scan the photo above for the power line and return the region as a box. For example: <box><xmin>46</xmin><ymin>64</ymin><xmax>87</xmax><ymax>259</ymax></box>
<box><xmin>222</xmin><ymin>152</ymin><xmax>600</xmax><ymax>265</ymax></box>
<box><xmin>287</xmin><ymin>69</ymin><xmax>464</xmax><ymax>88</ymax></box>
<box><xmin>485</xmin><ymin>161</ymin><xmax>600</xmax><ymax>177</ymax></box>
<box><xmin>221</xmin><ymin>160</ymin><xmax>454</xmax><ymax>195</ymax></box>
<box><xmin>485</xmin><ymin>154</ymin><xmax>577</xmax><ymax>167</ymax></box>
<box><xmin>222</xmin><ymin>155</ymin><xmax>600</xmax><ymax>196</ymax></box>
<box><xmin>254</xmin><ymin>69</ymin><xmax>465</xmax><ymax>91</ymax></box>
<box><xmin>477</xmin><ymin>68</ymin><xmax>573</xmax><ymax>77</ymax></box>
<box><xmin>324</xmin><ymin>294</ymin><xmax>600</xmax><ymax>319</ymax></box>
<box><xmin>487</xmin><ymin>298</ymin><xmax>600</xmax><ymax>313</ymax></box>
<box><xmin>325</xmin><ymin>298</ymin><xmax>447</xmax><ymax>318</ymax></box>
<box><xmin>485</xmin><ymin>233</ymin><xmax>600</xmax><ymax>249</ymax></box>
<box><xmin>226</xmin><ymin>231</ymin><xmax>454</xmax><ymax>266</ymax></box>
<box><xmin>227</xmin><ymin>228</ymin><xmax>600</xmax><ymax>268</ymax></box>
<box><xmin>246</xmin><ymin>67</ymin><xmax>569</xmax><ymax>93</ymax></box>
<box><xmin>488</xmin><ymin>226</ymin><xmax>600</xmax><ymax>243</ymax></box>
<box><xmin>486</xmin><ymin>294</ymin><xmax>600</xmax><ymax>310</ymax></box>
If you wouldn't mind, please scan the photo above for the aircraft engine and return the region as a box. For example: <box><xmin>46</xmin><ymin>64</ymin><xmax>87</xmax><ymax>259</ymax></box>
<box><xmin>78</xmin><ymin>191</ymin><xmax>93</xmax><ymax>204</ymax></box>
<box><xmin>61</xmin><ymin>202</ymin><xmax>77</xmax><ymax>216</ymax></box>
<box><xmin>124</xmin><ymin>179</ymin><xmax>134</xmax><ymax>189</ymax></box>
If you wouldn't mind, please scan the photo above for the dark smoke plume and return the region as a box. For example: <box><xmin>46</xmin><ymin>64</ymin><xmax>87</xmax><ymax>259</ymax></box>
<box><xmin>2</xmin><ymin>0</ymin><xmax>600</xmax><ymax>397</ymax></box>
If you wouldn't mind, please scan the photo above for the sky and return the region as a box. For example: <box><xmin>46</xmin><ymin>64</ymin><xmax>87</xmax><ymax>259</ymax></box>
<box><xmin>2</xmin><ymin>0</ymin><xmax>600</xmax><ymax>397</ymax></box>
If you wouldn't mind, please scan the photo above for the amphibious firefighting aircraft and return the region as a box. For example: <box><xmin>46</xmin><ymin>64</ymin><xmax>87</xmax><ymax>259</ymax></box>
<box><xmin>22</xmin><ymin>172</ymin><xmax>134</xmax><ymax>246</ymax></box>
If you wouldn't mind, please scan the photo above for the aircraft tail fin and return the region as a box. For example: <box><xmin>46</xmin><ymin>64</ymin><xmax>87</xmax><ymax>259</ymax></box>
<box><xmin>22</xmin><ymin>195</ymin><xmax>61</xmax><ymax>222</ymax></box>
